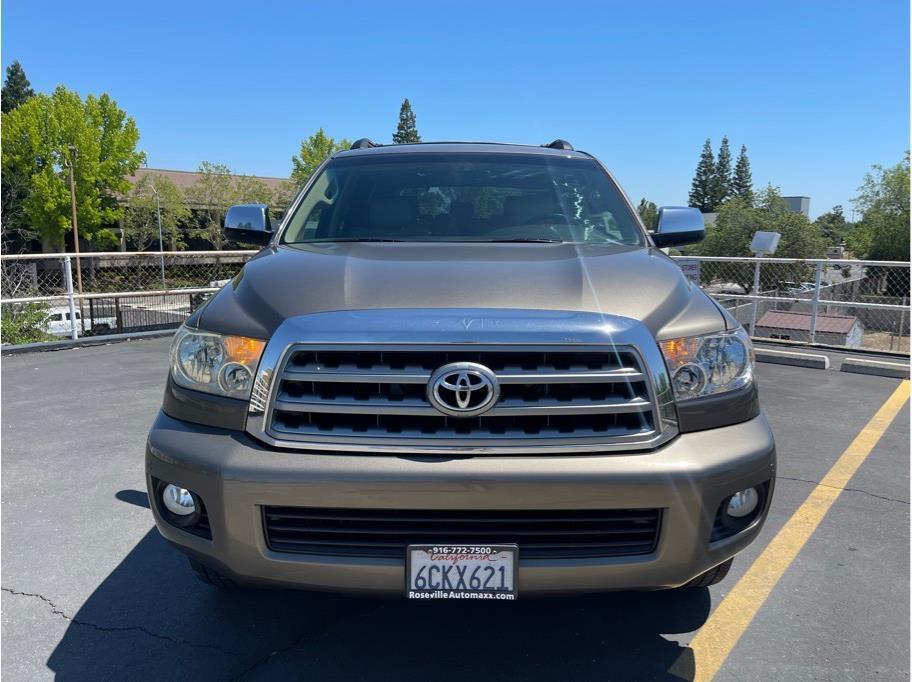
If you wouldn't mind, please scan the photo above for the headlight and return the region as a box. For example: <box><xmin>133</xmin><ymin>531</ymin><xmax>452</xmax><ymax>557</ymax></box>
<box><xmin>659</xmin><ymin>328</ymin><xmax>754</xmax><ymax>401</ymax></box>
<box><xmin>170</xmin><ymin>326</ymin><xmax>266</xmax><ymax>399</ymax></box>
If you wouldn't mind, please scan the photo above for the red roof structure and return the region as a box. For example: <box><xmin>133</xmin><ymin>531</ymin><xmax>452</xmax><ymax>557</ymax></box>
<box><xmin>755</xmin><ymin>310</ymin><xmax>860</xmax><ymax>334</ymax></box>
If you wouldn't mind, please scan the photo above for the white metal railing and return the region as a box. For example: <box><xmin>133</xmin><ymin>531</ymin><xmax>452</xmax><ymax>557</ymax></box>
<box><xmin>1</xmin><ymin>251</ymin><xmax>909</xmax><ymax>352</ymax></box>
<box><xmin>670</xmin><ymin>255</ymin><xmax>909</xmax><ymax>352</ymax></box>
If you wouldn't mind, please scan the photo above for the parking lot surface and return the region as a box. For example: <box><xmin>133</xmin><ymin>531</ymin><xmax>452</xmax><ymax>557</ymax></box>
<box><xmin>1</xmin><ymin>338</ymin><xmax>908</xmax><ymax>680</ymax></box>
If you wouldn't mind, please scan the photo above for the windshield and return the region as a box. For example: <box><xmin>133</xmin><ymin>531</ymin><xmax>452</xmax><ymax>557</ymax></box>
<box><xmin>281</xmin><ymin>152</ymin><xmax>645</xmax><ymax>245</ymax></box>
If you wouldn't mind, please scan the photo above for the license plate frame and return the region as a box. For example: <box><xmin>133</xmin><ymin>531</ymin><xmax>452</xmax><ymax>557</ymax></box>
<box><xmin>406</xmin><ymin>544</ymin><xmax>518</xmax><ymax>600</ymax></box>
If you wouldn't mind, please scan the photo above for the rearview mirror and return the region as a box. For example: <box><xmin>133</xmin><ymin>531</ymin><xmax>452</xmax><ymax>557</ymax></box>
<box><xmin>224</xmin><ymin>204</ymin><xmax>274</xmax><ymax>245</ymax></box>
<box><xmin>651</xmin><ymin>207</ymin><xmax>705</xmax><ymax>248</ymax></box>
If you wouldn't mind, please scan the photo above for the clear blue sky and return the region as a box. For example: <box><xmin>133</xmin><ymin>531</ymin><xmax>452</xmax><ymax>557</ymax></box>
<box><xmin>3</xmin><ymin>0</ymin><xmax>908</xmax><ymax>218</ymax></box>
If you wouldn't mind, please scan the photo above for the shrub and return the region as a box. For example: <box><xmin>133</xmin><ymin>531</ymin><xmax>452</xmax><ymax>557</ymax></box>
<box><xmin>1</xmin><ymin>302</ymin><xmax>54</xmax><ymax>344</ymax></box>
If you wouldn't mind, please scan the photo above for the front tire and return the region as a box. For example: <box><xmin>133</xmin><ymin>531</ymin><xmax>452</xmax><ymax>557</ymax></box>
<box><xmin>681</xmin><ymin>558</ymin><xmax>733</xmax><ymax>588</ymax></box>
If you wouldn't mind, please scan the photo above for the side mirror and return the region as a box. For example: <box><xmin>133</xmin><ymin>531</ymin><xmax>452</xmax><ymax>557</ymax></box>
<box><xmin>224</xmin><ymin>204</ymin><xmax>274</xmax><ymax>245</ymax></box>
<box><xmin>651</xmin><ymin>207</ymin><xmax>705</xmax><ymax>248</ymax></box>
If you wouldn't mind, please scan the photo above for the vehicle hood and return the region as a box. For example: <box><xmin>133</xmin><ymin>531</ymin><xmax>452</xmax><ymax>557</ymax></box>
<box><xmin>195</xmin><ymin>243</ymin><xmax>725</xmax><ymax>340</ymax></box>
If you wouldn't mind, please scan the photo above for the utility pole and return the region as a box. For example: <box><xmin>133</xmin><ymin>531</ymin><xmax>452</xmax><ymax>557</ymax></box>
<box><xmin>151</xmin><ymin>183</ymin><xmax>166</xmax><ymax>288</ymax></box>
<box><xmin>65</xmin><ymin>144</ymin><xmax>83</xmax><ymax>295</ymax></box>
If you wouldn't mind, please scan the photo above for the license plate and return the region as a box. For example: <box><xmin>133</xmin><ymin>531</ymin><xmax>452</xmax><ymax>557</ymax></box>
<box><xmin>406</xmin><ymin>545</ymin><xmax>518</xmax><ymax>600</ymax></box>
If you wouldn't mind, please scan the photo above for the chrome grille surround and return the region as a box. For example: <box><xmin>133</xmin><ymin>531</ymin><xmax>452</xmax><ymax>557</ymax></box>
<box><xmin>246</xmin><ymin>309</ymin><xmax>678</xmax><ymax>454</ymax></box>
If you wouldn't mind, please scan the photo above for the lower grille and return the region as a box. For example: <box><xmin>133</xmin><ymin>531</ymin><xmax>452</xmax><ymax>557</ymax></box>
<box><xmin>263</xmin><ymin>506</ymin><xmax>661</xmax><ymax>559</ymax></box>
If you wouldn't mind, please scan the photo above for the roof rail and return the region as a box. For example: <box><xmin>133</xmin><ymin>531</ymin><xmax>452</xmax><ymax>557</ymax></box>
<box><xmin>543</xmin><ymin>139</ymin><xmax>573</xmax><ymax>151</ymax></box>
<box><xmin>350</xmin><ymin>138</ymin><xmax>380</xmax><ymax>150</ymax></box>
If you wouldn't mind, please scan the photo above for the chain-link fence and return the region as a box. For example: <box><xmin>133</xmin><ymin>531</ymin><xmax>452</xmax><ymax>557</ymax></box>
<box><xmin>672</xmin><ymin>256</ymin><xmax>910</xmax><ymax>353</ymax></box>
<box><xmin>1</xmin><ymin>251</ymin><xmax>257</xmax><ymax>342</ymax></box>
<box><xmin>1</xmin><ymin>251</ymin><xmax>909</xmax><ymax>352</ymax></box>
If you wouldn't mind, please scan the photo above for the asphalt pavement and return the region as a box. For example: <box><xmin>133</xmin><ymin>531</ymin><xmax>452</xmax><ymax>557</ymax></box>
<box><xmin>1</xmin><ymin>337</ymin><xmax>908</xmax><ymax>680</ymax></box>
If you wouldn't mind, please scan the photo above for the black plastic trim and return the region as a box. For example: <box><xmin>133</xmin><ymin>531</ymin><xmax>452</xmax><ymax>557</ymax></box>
<box><xmin>677</xmin><ymin>382</ymin><xmax>760</xmax><ymax>433</ymax></box>
<box><xmin>162</xmin><ymin>375</ymin><xmax>248</xmax><ymax>431</ymax></box>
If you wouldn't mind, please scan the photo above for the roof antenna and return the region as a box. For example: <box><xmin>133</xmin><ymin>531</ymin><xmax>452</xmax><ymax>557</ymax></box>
<box><xmin>350</xmin><ymin>138</ymin><xmax>380</xmax><ymax>150</ymax></box>
<box><xmin>543</xmin><ymin>139</ymin><xmax>573</xmax><ymax>151</ymax></box>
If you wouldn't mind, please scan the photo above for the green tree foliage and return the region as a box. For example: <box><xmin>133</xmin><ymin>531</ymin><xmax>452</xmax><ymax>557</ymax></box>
<box><xmin>1</xmin><ymin>86</ymin><xmax>144</xmax><ymax>250</ymax></box>
<box><xmin>814</xmin><ymin>205</ymin><xmax>851</xmax><ymax>247</ymax></box>
<box><xmin>123</xmin><ymin>174</ymin><xmax>191</xmax><ymax>251</ymax></box>
<box><xmin>185</xmin><ymin>164</ymin><xmax>285</xmax><ymax>249</ymax></box>
<box><xmin>185</xmin><ymin>162</ymin><xmax>235</xmax><ymax>250</ymax></box>
<box><xmin>695</xmin><ymin>186</ymin><xmax>828</xmax><ymax>291</ymax></box>
<box><xmin>392</xmin><ymin>98</ymin><xmax>421</xmax><ymax>144</ymax></box>
<box><xmin>290</xmin><ymin>129</ymin><xmax>350</xmax><ymax>187</ymax></box>
<box><xmin>1</xmin><ymin>302</ymin><xmax>53</xmax><ymax>344</ymax></box>
<box><xmin>636</xmin><ymin>198</ymin><xmax>658</xmax><ymax>230</ymax></box>
<box><xmin>711</xmin><ymin>136</ymin><xmax>732</xmax><ymax>208</ymax></box>
<box><xmin>847</xmin><ymin>154</ymin><xmax>910</xmax><ymax>263</ymax></box>
<box><xmin>688</xmin><ymin>139</ymin><xmax>716</xmax><ymax>212</ymax></box>
<box><xmin>1</xmin><ymin>61</ymin><xmax>35</xmax><ymax>113</ymax></box>
<box><xmin>234</xmin><ymin>175</ymin><xmax>274</xmax><ymax>206</ymax></box>
<box><xmin>732</xmin><ymin>145</ymin><xmax>754</xmax><ymax>205</ymax></box>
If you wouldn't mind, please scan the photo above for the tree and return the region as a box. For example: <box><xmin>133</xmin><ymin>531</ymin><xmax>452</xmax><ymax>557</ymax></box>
<box><xmin>0</xmin><ymin>62</ymin><xmax>36</xmax><ymax>250</ymax></box>
<box><xmin>732</xmin><ymin>145</ymin><xmax>754</xmax><ymax>205</ymax></box>
<box><xmin>688</xmin><ymin>139</ymin><xmax>716</xmax><ymax>212</ymax></box>
<box><xmin>814</xmin><ymin>205</ymin><xmax>851</xmax><ymax>247</ymax></box>
<box><xmin>694</xmin><ymin>186</ymin><xmax>828</xmax><ymax>291</ymax></box>
<box><xmin>2</xmin><ymin>61</ymin><xmax>35</xmax><ymax>113</ymax></box>
<box><xmin>636</xmin><ymin>198</ymin><xmax>658</xmax><ymax>230</ymax></box>
<box><xmin>122</xmin><ymin>174</ymin><xmax>190</xmax><ymax>251</ymax></box>
<box><xmin>233</xmin><ymin>175</ymin><xmax>274</xmax><ymax>206</ymax></box>
<box><xmin>392</xmin><ymin>98</ymin><xmax>421</xmax><ymax>144</ymax></box>
<box><xmin>1</xmin><ymin>86</ymin><xmax>144</xmax><ymax>251</ymax></box>
<box><xmin>711</xmin><ymin>136</ymin><xmax>732</xmax><ymax>208</ymax></box>
<box><xmin>847</xmin><ymin>154</ymin><xmax>910</xmax><ymax>263</ymax></box>
<box><xmin>185</xmin><ymin>162</ymin><xmax>235</xmax><ymax>250</ymax></box>
<box><xmin>290</xmin><ymin>129</ymin><xmax>350</xmax><ymax>187</ymax></box>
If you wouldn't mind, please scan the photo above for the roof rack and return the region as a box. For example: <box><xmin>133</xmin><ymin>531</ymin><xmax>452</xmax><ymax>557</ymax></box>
<box><xmin>350</xmin><ymin>138</ymin><xmax>381</xmax><ymax>150</ymax></box>
<box><xmin>543</xmin><ymin>139</ymin><xmax>573</xmax><ymax>151</ymax></box>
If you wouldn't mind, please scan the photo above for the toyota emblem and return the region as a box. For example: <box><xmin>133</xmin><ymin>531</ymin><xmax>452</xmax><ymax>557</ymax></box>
<box><xmin>427</xmin><ymin>362</ymin><xmax>499</xmax><ymax>417</ymax></box>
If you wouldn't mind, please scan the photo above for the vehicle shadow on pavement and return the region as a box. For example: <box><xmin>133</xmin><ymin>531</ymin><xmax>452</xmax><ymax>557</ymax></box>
<box><xmin>46</xmin><ymin>501</ymin><xmax>706</xmax><ymax>681</ymax></box>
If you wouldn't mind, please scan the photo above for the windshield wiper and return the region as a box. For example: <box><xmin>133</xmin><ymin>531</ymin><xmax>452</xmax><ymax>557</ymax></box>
<box><xmin>308</xmin><ymin>238</ymin><xmax>406</xmax><ymax>243</ymax></box>
<box><xmin>481</xmin><ymin>238</ymin><xmax>564</xmax><ymax>243</ymax></box>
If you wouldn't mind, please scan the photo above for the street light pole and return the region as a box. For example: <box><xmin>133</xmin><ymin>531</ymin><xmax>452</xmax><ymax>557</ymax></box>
<box><xmin>65</xmin><ymin>145</ymin><xmax>83</xmax><ymax>295</ymax></box>
<box><xmin>152</xmin><ymin>187</ymin><xmax>165</xmax><ymax>288</ymax></box>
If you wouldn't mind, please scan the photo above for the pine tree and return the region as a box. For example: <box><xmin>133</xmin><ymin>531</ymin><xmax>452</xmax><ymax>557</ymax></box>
<box><xmin>688</xmin><ymin>139</ymin><xmax>716</xmax><ymax>212</ymax></box>
<box><xmin>711</xmin><ymin>136</ymin><xmax>732</xmax><ymax>208</ymax></box>
<box><xmin>1</xmin><ymin>61</ymin><xmax>35</xmax><ymax>113</ymax></box>
<box><xmin>392</xmin><ymin>98</ymin><xmax>421</xmax><ymax>144</ymax></box>
<box><xmin>732</xmin><ymin>145</ymin><xmax>754</xmax><ymax>205</ymax></box>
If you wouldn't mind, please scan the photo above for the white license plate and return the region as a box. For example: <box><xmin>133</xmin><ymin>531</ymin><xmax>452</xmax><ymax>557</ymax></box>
<box><xmin>406</xmin><ymin>545</ymin><xmax>518</xmax><ymax>600</ymax></box>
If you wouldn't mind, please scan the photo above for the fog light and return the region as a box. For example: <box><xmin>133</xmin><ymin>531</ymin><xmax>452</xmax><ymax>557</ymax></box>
<box><xmin>726</xmin><ymin>487</ymin><xmax>760</xmax><ymax>518</ymax></box>
<box><xmin>162</xmin><ymin>484</ymin><xmax>197</xmax><ymax>516</ymax></box>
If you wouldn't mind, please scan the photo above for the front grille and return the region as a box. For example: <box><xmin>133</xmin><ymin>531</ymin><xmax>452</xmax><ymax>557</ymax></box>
<box><xmin>263</xmin><ymin>506</ymin><xmax>662</xmax><ymax>559</ymax></box>
<box><xmin>266</xmin><ymin>346</ymin><xmax>659</xmax><ymax>450</ymax></box>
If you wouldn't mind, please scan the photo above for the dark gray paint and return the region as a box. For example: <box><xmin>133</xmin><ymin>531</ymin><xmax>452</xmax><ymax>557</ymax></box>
<box><xmin>195</xmin><ymin>243</ymin><xmax>724</xmax><ymax>342</ymax></box>
<box><xmin>677</xmin><ymin>383</ymin><xmax>760</xmax><ymax>433</ymax></box>
<box><xmin>161</xmin><ymin>377</ymin><xmax>248</xmax><ymax>431</ymax></box>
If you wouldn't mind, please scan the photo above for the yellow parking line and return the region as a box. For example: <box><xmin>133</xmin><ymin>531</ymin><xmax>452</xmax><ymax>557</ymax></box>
<box><xmin>672</xmin><ymin>380</ymin><xmax>910</xmax><ymax>682</ymax></box>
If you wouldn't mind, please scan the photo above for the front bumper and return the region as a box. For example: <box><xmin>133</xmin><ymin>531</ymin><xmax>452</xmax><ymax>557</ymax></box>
<box><xmin>146</xmin><ymin>411</ymin><xmax>776</xmax><ymax>594</ymax></box>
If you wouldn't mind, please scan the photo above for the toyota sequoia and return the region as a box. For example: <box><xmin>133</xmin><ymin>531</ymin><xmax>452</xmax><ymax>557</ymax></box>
<box><xmin>147</xmin><ymin>139</ymin><xmax>776</xmax><ymax>598</ymax></box>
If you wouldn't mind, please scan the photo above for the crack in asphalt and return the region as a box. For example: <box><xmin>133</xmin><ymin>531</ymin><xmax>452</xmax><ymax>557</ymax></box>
<box><xmin>229</xmin><ymin>602</ymin><xmax>387</xmax><ymax>680</ymax></box>
<box><xmin>1</xmin><ymin>587</ymin><xmax>241</xmax><ymax>656</ymax></box>
<box><xmin>776</xmin><ymin>475</ymin><xmax>910</xmax><ymax>505</ymax></box>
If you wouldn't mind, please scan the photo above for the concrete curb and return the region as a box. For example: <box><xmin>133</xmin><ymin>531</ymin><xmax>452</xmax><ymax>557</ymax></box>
<box><xmin>755</xmin><ymin>348</ymin><xmax>830</xmax><ymax>370</ymax></box>
<box><xmin>840</xmin><ymin>358</ymin><xmax>910</xmax><ymax>379</ymax></box>
<box><xmin>1</xmin><ymin>329</ymin><xmax>176</xmax><ymax>356</ymax></box>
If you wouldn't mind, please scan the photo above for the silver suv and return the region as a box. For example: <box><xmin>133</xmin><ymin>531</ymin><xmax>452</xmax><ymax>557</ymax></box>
<box><xmin>147</xmin><ymin>140</ymin><xmax>775</xmax><ymax>598</ymax></box>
